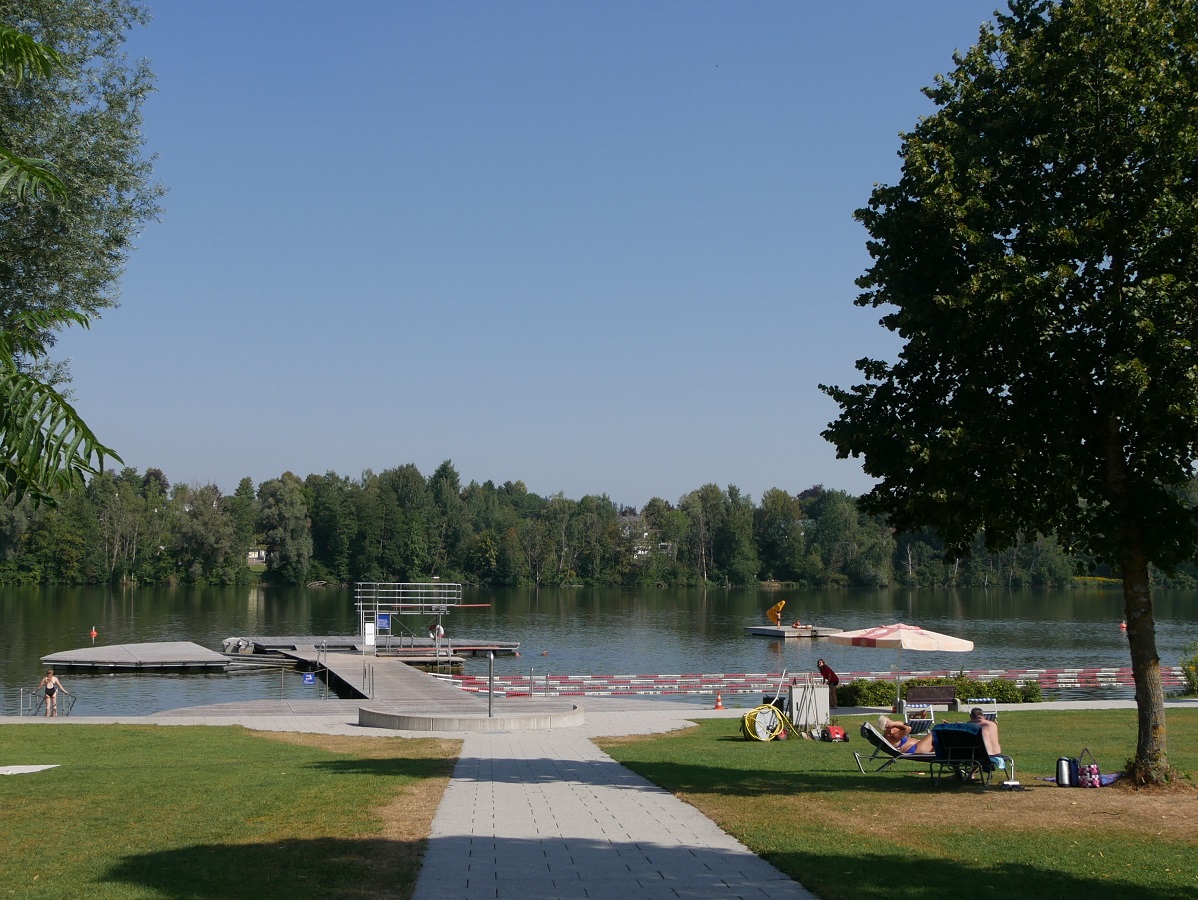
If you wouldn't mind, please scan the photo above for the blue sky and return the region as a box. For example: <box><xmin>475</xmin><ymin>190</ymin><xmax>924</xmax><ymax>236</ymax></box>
<box><xmin>56</xmin><ymin>1</ymin><xmax>1003</xmax><ymax>509</ymax></box>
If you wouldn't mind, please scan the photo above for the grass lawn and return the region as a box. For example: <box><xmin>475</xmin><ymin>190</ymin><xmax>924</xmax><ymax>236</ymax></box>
<box><xmin>0</xmin><ymin>725</ymin><xmax>459</xmax><ymax>899</ymax></box>
<box><xmin>598</xmin><ymin>708</ymin><xmax>1198</xmax><ymax>900</ymax></box>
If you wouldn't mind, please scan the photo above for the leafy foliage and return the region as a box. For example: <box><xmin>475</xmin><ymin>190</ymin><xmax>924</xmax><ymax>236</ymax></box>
<box><xmin>0</xmin><ymin>24</ymin><xmax>65</xmax><ymax>200</ymax></box>
<box><xmin>0</xmin><ymin>311</ymin><xmax>118</xmax><ymax>506</ymax></box>
<box><xmin>8</xmin><ymin>461</ymin><xmax>1198</xmax><ymax>587</ymax></box>
<box><xmin>0</xmin><ymin>0</ymin><xmax>162</xmax><ymax>338</ymax></box>
<box><xmin>1182</xmin><ymin>641</ymin><xmax>1198</xmax><ymax>696</ymax></box>
<box><xmin>837</xmin><ymin>676</ymin><xmax>1041</xmax><ymax>708</ymax></box>
<box><xmin>821</xmin><ymin>0</ymin><xmax>1198</xmax><ymax>784</ymax></box>
<box><xmin>0</xmin><ymin>6</ymin><xmax>149</xmax><ymax>508</ymax></box>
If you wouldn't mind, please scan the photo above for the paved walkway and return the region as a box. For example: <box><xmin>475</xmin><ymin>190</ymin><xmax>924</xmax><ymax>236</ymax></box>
<box><xmin>412</xmin><ymin>702</ymin><xmax>812</xmax><ymax>900</ymax></box>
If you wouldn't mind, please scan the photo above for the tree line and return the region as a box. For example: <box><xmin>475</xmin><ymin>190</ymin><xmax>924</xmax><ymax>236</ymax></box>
<box><xmin>3</xmin><ymin>460</ymin><xmax>1192</xmax><ymax>589</ymax></box>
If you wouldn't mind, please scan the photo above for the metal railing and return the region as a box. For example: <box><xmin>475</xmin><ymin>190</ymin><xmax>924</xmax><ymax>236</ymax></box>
<box><xmin>18</xmin><ymin>688</ymin><xmax>75</xmax><ymax>717</ymax></box>
<box><xmin>354</xmin><ymin>581</ymin><xmax>463</xmax><ymax>614</ymax></box>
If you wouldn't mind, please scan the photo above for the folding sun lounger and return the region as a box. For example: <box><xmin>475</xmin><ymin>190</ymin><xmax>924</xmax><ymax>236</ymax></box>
<box><xmin>854</xmin><ymin>721</ymin><xmax>1016</xmax><ymax>787</ymax></box>
<box><xmin>928</xmin><ymin>722</ymin><xmax>1016</xmax><ymax>787</ymax></box>
<box><xmin>853</xmin><ymin>721</ymin><xmax>935</xmax><ymax>774</ymax></box>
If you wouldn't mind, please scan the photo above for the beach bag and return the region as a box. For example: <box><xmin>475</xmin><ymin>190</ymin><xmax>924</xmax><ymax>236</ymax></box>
<box><xmin>1075</xmin><ymin>748</ymin><xmax>1101</xmax><ymax>788</ymax></box>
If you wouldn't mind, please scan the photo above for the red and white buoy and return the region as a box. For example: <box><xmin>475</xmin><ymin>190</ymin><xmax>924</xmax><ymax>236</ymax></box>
<box><xmin>90</xmin><ymin>625</ymin><xmax>98</xmax><ymax>644</ymax></box>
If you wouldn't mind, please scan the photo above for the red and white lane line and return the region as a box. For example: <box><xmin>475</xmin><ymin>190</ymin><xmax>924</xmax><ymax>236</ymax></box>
<box><xmin>444</xmin><ymin>665</ymin><xmax>1186</xmax><ymax>697</ymax></box>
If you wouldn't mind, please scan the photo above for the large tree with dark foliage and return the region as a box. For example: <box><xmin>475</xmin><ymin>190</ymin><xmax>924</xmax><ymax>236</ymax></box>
<box><xmin>821</xmin><ymin>0</ymin><xmax>1198</xmax><ymax>784</ymax></box>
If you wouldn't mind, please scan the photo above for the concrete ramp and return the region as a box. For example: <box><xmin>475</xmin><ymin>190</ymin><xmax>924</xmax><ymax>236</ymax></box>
<box><xmin>315</xmin><ymin>651</ymin><xmax>586</xmax><ymax>732</ymax></box>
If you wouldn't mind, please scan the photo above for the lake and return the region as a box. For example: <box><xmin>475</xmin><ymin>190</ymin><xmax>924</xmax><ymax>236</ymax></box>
<box><xmin>2</xmin><ymin>584</ymin><xmax>1194</xmax><ymax>716</ymax></box>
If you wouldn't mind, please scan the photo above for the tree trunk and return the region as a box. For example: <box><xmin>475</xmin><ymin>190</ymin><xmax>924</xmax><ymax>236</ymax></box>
<box><xmin>1104</xmin><ymin>411</ymin><xmax>1171</xmax><ymax>784</ymax></box>
<box><xmin>1120</xmin><ymin>543</ymin><xmax>1171</xmax><ymax>785</ymax></box>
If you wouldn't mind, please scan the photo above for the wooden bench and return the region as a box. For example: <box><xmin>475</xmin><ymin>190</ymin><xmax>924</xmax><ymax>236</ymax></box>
<box><xmin>901</xmin><ymin>684</ymin><xmax>958</xmax><ymax>716</ymax></box>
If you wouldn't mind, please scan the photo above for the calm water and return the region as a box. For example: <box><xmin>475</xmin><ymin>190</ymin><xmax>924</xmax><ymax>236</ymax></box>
<box><xmin>2</xmin><ymin>584</ymin><xmax>1195</xmax><ymax>716</ymax></box>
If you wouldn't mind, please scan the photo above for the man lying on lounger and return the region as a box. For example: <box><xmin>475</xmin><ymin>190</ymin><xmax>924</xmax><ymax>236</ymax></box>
<box><xmin>878</xmin><ymin>716</ymin><xmax>934</xmax><ymax>754</ymax></box>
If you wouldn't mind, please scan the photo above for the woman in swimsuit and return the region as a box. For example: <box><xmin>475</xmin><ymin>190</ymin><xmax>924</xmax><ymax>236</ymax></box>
<box><xmin>38</xmin><ymin>668</ymin><xmax>68</xmax><ymax>717</ymax></box>
<box><xmin>878</xmin><ymin>716</ymin><xmax>933</xmax><ymax>754</ymax></box>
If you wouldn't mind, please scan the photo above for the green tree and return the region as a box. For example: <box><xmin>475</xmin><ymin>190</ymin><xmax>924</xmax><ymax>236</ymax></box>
<box><xmin>755</xmin><ymin>488</ymin><xmax>806</xmax><ymax>582</ymax></box>
<box><xmin>1</xmin><ymin>0</ymin><xmax>162</xmax><ymax>338</ymax></box>
<box><xmin>173</xmin><ymin>482</ymin><xmax>237</xmax><ymax>584</ymax></box>
<box><xmin>679</xmin><ymin>484</ymin><xmax>725</xmax><ymax>583</ymax></box>
<box><xmin>0</xmin><ymin>3</ymin><xmax>151</xmax><ymax>507</ymax></box>
<box><xmin>821</xmin><ymin>0</ymin><xmax>1198</xmax><ymax>783</ymax></box>
<box><xmin>428</xmin><ymin>460</ymin><xmax>466</xmax><ymax>576</ymax></box>
<box><xmin>88</xmin><ymin>468</ymin><xmax>145</xmax><ymax>581</ymax></box>
<box><xmin>257</xmin><ymin>474</ymin><xmax>312</xmax><ymax>585</ymax></box>
<box><xmin>224</xmin><ymin>476</ymin><xmax>259</xmax><ymax>574</ymax></box>
<box><xmin>714</xmin><ymin>485</ymin><xmax>759</xmax><ymax>585</ymax></box>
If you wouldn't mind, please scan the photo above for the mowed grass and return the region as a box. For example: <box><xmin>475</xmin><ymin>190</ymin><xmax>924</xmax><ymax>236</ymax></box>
<box><xmin>598</xmin><ymin>708</ymin><xmax>1198</xmax><ymax>900</ymax></box>
<box><xmin>0</xmin><ymin>725</ymin><xmax>459</xmax><ymax>899</ymax></box>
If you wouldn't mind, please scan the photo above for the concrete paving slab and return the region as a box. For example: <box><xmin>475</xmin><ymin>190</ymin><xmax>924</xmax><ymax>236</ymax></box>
<box><xmin>411</xmin><ymin>726</ymin><xmax>813</xmax><ymax>900</ymax></box>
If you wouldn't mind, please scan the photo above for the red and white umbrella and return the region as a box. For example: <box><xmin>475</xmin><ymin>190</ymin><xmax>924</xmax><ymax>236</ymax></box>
<box><xmin>826</xmin><ymin>622</ymin><xmax>973</xmax><ymax>704</ymax></box>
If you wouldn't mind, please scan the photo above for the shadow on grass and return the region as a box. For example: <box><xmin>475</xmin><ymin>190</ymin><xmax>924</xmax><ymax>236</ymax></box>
<box><xmin>615</xmin><ymin>756</ymin><xmax>973</xmax><ymax>795</ymax></box>
<box><xmin>99</xmin><ymin>836</ymin><xmax>1198</xmax><ymax>900</ymax></box>
<box><xmin>103</xmin><ymin>837</ymin><xmax>421</xmax><ymax>900</ymax></box>
<box><xmin>303</xmin><ymin>756</ymin><xmax>457</xmax><ymax>779</ymax></box>
<box><xmin>775</xmin><ymin>849</ymin><xmax>1198</xmax><ymax>900</ymax></box>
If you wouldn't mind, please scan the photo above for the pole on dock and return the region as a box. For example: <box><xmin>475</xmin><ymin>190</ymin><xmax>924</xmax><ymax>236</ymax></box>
<box><xmin>488</xmin><ymin>651</ymin><xmax>494</xmax><ymax>718</ymax></box>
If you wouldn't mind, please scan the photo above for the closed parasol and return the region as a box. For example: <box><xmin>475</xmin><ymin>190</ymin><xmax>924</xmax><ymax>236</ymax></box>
<box><xmin>825</xmin><ymin>622</ymin><xmax>973</xmax><ymax>705</ymax></box>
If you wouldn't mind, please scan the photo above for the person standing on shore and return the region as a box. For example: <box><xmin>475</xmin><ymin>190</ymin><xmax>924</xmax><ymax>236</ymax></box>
<box><xmin>38</xmin><ymin>668</ymin><xmax>68</xmax><ymax>717</ymax></box>
<box><xmin>816</xmin><ymin>658</ymin><xmax>839</xmax><ymax>709</ymax></box>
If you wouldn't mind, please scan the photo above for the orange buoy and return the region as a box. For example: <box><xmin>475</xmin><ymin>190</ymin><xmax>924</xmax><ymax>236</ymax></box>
<box><xmin>90</xmin><ymin>625</ymin><xmax>97</xmax><ymax>644</ymax></box>
<box><xmin>714</xmin><ymin>692</ymin><xmax>724</xmax><ymax>710</ymax></box>
<box><xmin>1120</xmin><ymin>621</ymin><xmax>1127</xmax><ymax>630</ymax></box>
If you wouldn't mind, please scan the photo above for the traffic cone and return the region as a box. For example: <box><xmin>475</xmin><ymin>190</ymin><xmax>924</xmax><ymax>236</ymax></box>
<box><xmin>714</xmin><ymin>692</ymin><xmax>724</xmax><ymax>710</ymax></box>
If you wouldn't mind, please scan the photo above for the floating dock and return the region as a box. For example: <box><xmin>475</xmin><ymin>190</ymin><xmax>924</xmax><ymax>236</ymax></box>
<box><xmin>42</xmin><ymin>641</ymin><xmax>230</xmax><ymax>671</ymax></box>
<box><xmin>743</xmin><ymin>624</ymin><xmax>843</xmax><ymax>639</ymax></box>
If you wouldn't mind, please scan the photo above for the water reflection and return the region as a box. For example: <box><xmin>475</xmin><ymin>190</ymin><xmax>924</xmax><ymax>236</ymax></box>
<box><xmin>1</xmin><ymin>584</ymin><xmax>1194</xmax><ymax>716</ymax></box>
